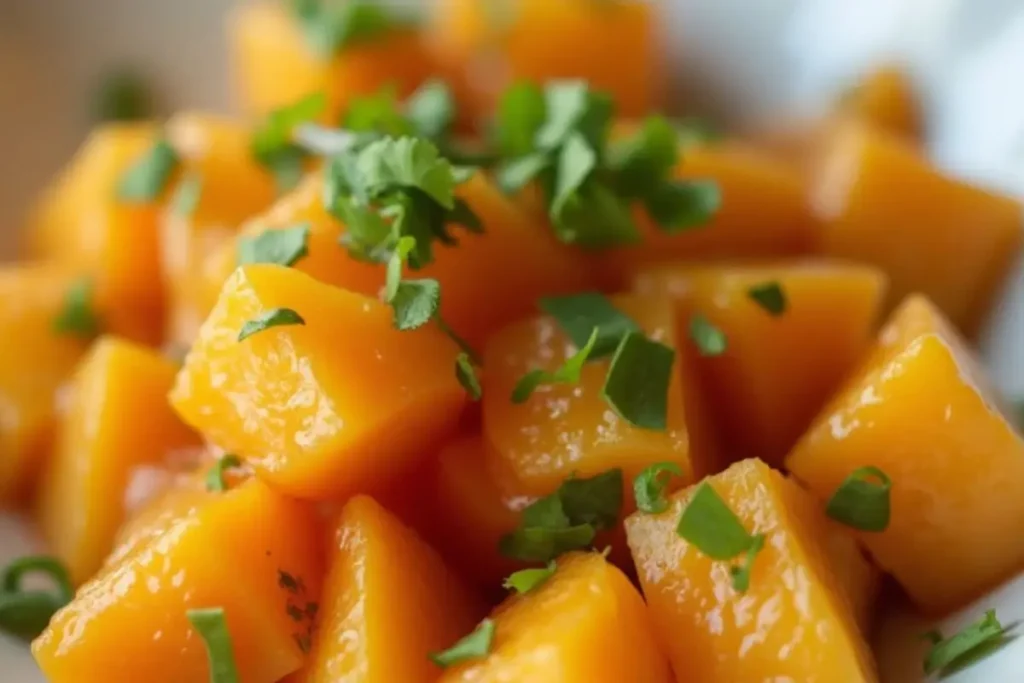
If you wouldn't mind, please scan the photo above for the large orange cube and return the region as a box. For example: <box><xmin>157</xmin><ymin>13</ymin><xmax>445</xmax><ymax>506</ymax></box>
<box><xmin>230</xmin><ymin>1</ymin><xmax>436</xmax><ymax>121</ymax></box>
<box><xmin>483</xmin><ymin>294</ymin><xmax>718</xmax><ymax>498</ymax></box>
<box><xmin>625</xmin><ymin>459</ymin><xmax>876</xmax><ymax>682</ymax></box>
<box><xmin>36</xmin><ymin>337</ymin><xmax>201</xmax><ymax>584</ymax></box>
<box><xmin>293</xmin><ymin>495</ymin><xmax>484</xmax><ymax>683</ymax></box>
<box><xmin>33</xmin><ymin>476</ymin><xmax>324</xmax><ymax>683</ymax></box>
<box><xmin>170</xmin><ymin>265</ymin><xmax>466</xmax><ymax>500</ymax></box>
<box><xmin>786</xmin><ymin>295</ymin><xmax>1024</xmax><ymax>615</ymax></box>
<box><xmin>633</xmin><ymin>261</ymin><xmax>887</xmax><ymax>466</ymax></box>
<box><xmin>438</xmin><ymin>552</ymin><xmax>672</xmax><ymax>682</ymax></box>
<box><xmin>810</xmin><ymin>121</ymin><xmax>1023</xmax><ymax>336</ymax></box>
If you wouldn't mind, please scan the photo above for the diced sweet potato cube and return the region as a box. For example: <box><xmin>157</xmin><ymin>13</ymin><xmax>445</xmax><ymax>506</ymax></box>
<box><xmin>25</xmin><ymin>123</ymin><xmax>168</xmax><ymax>345</ymax></box>
<box><xmin>32</xmin><ymin>477</ymin><xmax>324</xmax><ymax>683</ymax></box>
<box><xmin>427</xmin><ymin>0</ymin><xmax>662</xmax><ymax>119</ymax></box>
<box><xmin>633</xmin><ymin>260</ymin><xmax>887</xmax><ymax>466</ymax></box>
<box><xmin>625</xmin><ymin>459</ymin><xmax>876</xmax><ymax>682</ymax></box>
<box><xmin>35</xmin><ymin>337</ymin><xmax>201</xmax><ymax>584</ymax></box>
<box><xmin>0</xmin><ymin>265</ymin><xmax>90</xmax><ymax>502</ymax></box>
<box><xmin>230</xmin><ymin>1</ymin><xmax>436</xmax><ymax>121</ymax></box>
<box><xmin>601</xmin><ymin>141</ymin><xmax>817</xmax><ymax>286</ymax></box>
<box><xmin>810</xmin><ymin>120</ymin><xmax>1023</xmax><ymax>336</ymax></box>
<box><xmin>170</xmin><ymin>264</ymin><xmax>466</xmax><ymax>500</ymax></box>
<box><xmin>439</xmin><ymin>552</ymin><xmax>672</xmax><ymax>682</ymax></box>
<box><xmin>294</xmin><ymin>495</ymin><xmax>484</xmax><ymax>683</ymax></box>
<box><xmin>840</xmin><ymin>65</ymin><xmax>921</xmax><ymax>139</ymax></box>
<box><xmin>483</xmin><ymin>294</ymin><xmax>717</xmax><ymax>497</ymax></box>
<box><xmin>786</xmin><ymin>295</ymin><xmax>1024</xmax><ymax>615</ymax></box>
<box><xmin>200</xmin><ymin>170</ymin><xmax>594</xmax><ymax>350</ymax></box>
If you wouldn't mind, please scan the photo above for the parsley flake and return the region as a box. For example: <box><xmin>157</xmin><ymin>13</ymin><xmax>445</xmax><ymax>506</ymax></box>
<box><xmin>430</xmin><ymin>619</ymin><xmax>495</xmax><ymax>669</ymax></box>
<box><xmin>238</xmin><ymin>308</ymin><xmax>305</xmax><ymax>341</ymax></box>
<box><xmin>187</xmin><ymin>607</ymin><xmax>240</xmax><ymax>683</ymax></box>
<box><xmin>252</xmin><ymin>93</ymin><xmax>325</xmax><ymax>193</ymax></box>
<box><xmin>455</xmin><ymin>352</ymin><xmax>482</xmax><ymax>400</ymax></box>
<box><xmin>117</xmin><ymin>138</ymin><xmax>179</xmax><ymax>202</ymax></box>
<box><xmin>172</xmin><ymin>174</ymin><xmax>203</xmax><ymax>218</ymax></box>
<box><xmin>634</xmin><ymin>462</ymin><xmax>684</xmax><ymax>514</ymax></box>
<box><xmin>290</xmin><ymin>0</ymin><xmax>400</xmax><ymax>58</ymax></box>
<box><xmin>924</xmin><ymin>610</ymin><xmax>1014</xmax><ymax>678</ymax></box>
<box><xmin>539</xmin><ymin>292</ymin><xmax>639</xmax><ymax>359</ymax></box>
<box><xmin>53</xmin><ymin>277</ymin><xmax>101</xmax><ymax>340</ymax></box>
<box><xmin>602</xmin><ymin>332</ymin><xmax>675</xmax><ymax>430</ymax></box>
<box><xmin>688</xmin><ymin>313</ymin><xmax>727</xmax><ymax>356</ymax></box>
<box><xmin>503</xmin><ymin>561</ymin><xmax>557</xmax><ymax>595</ymax></box>
<box><xmin>205</xmin><ymin>454</ymin><xmax>242</xmax><ymax>492</ymax></box>
<box><xmin>512</xmin><ymin>327</ymin><xmax>598</xmax><ymax>403</ymax></box>
<box><xmin>237</xmin><ymin>225</ymin><xmax>311</xmax><ymax>268</ymax></box>
<box><xmin>747</xmin><ymin>281</ymin><xmax>787</xmax><ymax>316</ymax></box>
<box><xmin>825</xmin><ymin>466</ymin><xmax>892</xmax><ymax>532</ymax></box>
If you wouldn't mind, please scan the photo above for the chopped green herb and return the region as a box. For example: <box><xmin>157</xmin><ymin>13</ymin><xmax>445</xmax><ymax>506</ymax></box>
<box><xmin>494</xmin><ymin>81</ymin><xmax>547</xmax><ymax>158</ymax></box>
<box><xmin>747</xmin><ymin>281</ymin><xmax>787</xmax><ymax>316</ymax></box>
<box><xmin>172</xmin><ymin>174</ymin><xmax>203</xmax><ymax>218</ymax></box>
<box><xmin>503</xmin><ymin>561</ymin><xmax>556</xmax><ymax>595</ymax></box>
<box><xmin>676</xmin><ymin>481</ymin><xmax>764</xmax><ymax>593</ymax></box>
<box><xmin>607</xmin><ymin>115</ymin><xmax>679</xmax><ymax>197</ymax></box>
<box><xmin>406</xmin><ymin>79</ymin><xmax>456</xmax><ymax>141</ymax></box>
<box><xmin>539</xmin><ymin>292</ymin><xmax>639</xmax><ymax>359</ymax></box>
<box><xmin>94</xmin><ymin>70</ymin><xmax>151</xmax><ymax>123</ymax></box>
<box><xmin>0</xmin><ymin>556</ymin><xmax>73</xmax><ymax>641</ymax></box>
<box><xmin>252</xmin><ymin>93</ymin><xmax>325</xmax><ymax>193</ymax></box>
<box><xmin>291</xmin><ymin>0</ymin><xmax>399</xmax><ymax>58</ymax></box>
<box><xmin>53</xmin><ymin>277</ymin><xmax>101</xmax><ymax>339</ymax></box>
<box><xmin>238</xmin><ymin>308</ymin><xmax>306</xmax><ymax>341</ymax></box>
<box><xmin>343</xmin><ymin>85</ymin><xmax>413</xmax><ymax>137</ymax></box>
<box><xmin>602</xmin><ymin>332</ymin><xmax>675</xmax><ymax>430</ymax></box>
<box><xmin>391</xmin><ymin>279</ymin><xmax>441</xmax><ymax>331</ymax></box>
<box><xmin>512</xmin><ymin>327</ymin><xmax>598</xmax><ymax>403</ymax></box>
<box><xmin>430</xmin><ymin>618</ymin><xmax>495</xmax><ymax>669</ymax></box>
<box><xmin>237</xmin><ymin>225</ymin><xmax>311</xmax><ymax>268</ymax></box>
<box><xmin>384</xmin><ymin>235</ymin><xmax>418</xmax><ymax>301</ymax></box>
<box><xmin>187</xmin><ymin>607</ymin><xmax>240</xmax><ymax>683</ymax></box>
<box><xmin>117</xmin><ymin>138</ymin><xmax>179</xmax><ymax>202</ymax></box>
<box><xmin>499</xmin><ymin>469</ymin><xmax>623</xmax><ymax>563</ymax></box>
<box><xmin>688</xmin><ymin>313</ymin><xmax>727</xmax><ymax>356</ymax></box>
<box><xmin>536</xmin><ymin>81</ymin><xmax>612</xmax><ymax>152</ymax></box>
<box><xmin>205</xmin><ymin>454</ymin><xmax>242</xmax><ymax>492</ymax></box>
<box><xmin>633</xmin><ymin>462</ymin><xmax>684</xmax><ymax>514</ymax></box>
<box><xmin>643</xmin><ymin>179</ymin><xmax>721</xmax><ymax>233</ymax></box>
<box><xmin>825</xmin><ymin>466</ymin><xmax>892</xmax><ymax>532</ymax></box>
<box><xmin>924</xmin><ymin>610</ymin><xmax>1012</xmax><ymax>678</ymax></box>
<box><xmin>455</xmin><ymin>352</ymin><xmax>482</xmax><ymax>400</ymax></box>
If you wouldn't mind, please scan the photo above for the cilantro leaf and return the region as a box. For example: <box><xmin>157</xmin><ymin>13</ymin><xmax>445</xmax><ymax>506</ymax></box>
<box><xmin>205</xmin><ymin>454</ymin><xmax>242</xmax><ymax>492</ymax></box>
<box><xmin>391</xmin><ymin>279</ymin><xmax>441</xmax><ymax>330</ymax></box>
<box><xmin>187</xmin><ymin>607</ymin><xmax>240</xmax><ymax>683</ymax></box>
<box><xmin>558</xmin><ymin>469</ymin><xmax>623</xmax><ymax>531</ymax></box>
<box><xmin>644</xmin><ymin>179</ymin><xmax>721</xmax><ymax>233</ymax></box>
<box><xmin>494</xmin><ymin>81</ymin><xmax>547</xmax><ymax>158</ymax></box>
<box><xmin>503</xmin><ymin>561</ymin><xmax>557</xmax><ymax>595</ymax></box>
<box><xmin>634</xmin><ymin>462</ymin><xmax>684</xmax><ymax>514</ymax></box>
<box><xmin>602</xmin><ymin>332</ymin><xmax>675</xmax><ymax>430</ymax></box>
<box><xmin>539</xmin><ymin>292</ymin><xmax>640</xmax><ymax>359</ymax></box>
<box><xmin>53</xmin><ymin>277</ymin><xmax>101</xmax><ymax>340</ymax></box>
<box><xmin>608</xmin><ymin>115</ymin><xmax>680</xmax><ymax>197</ymax></box>
<box><xmin>688</xmin><ymin>313</ymin><xmax>727</xmax><ymax>356</ymax></box>
<box><xmin>498</xmin><ymin>524</ymin><xmax>596</xmax><ymax>563</ymax></box>
<box><xmin>536</xmin><ymin>80</ymin><xmax>612</xmax><ymax>152</ymax></box>
<box><xmin>825</xmin><ymin>466</ymin><xmax>892</xmax><ymax>532</ymax></box>
<box><xmin>356</xmin><ymin>136</ymin><xmax>462</xmax><ymax>208</ymax></box>
<box><xmin>512</xmin><ymin>327</ymin><xmax>598</xmax><ymax>403</ymax></box>
<box><xmin>291</xmin><ymin>0</ymin><xmax>397</xmax><ymax>58</ymax></box>
<box><xmin>429</xmin><ymin>619</ymin><xmax>495</xmax><ymax>669</ymax></box>
<box><xmin>343</xmin><ymin>86</ymin><xmax>412</xmax><ymax>137</ymax></box>
<box><xmin>237</xmin><ymin>225</ymin><xmax>311</xmax><ymax>268</ymax></box>
<box><xmin>455</xmin><ymin>352</ymin><xmax>482</xmax><ymax>400</ymax></box>
<box><xmin>496</xmin><ymin>152</ymin><xmax>550</xmax><ymax>194</ymax></box>
<box><xmin>238</xmin><ymin>308</ymin><xmax>306</xmax><ymax>341</ymax></box>
<box><xmin>172</xmin><ymin>173</ymin><xmax>203</xmax><ymax>218</ymax></box>
<box><xmin>747</xmin><ymin>281</ymin><xmax>787</xmax><ymax>316</ymax></box>
<box><xmin>252</xmin><ymin>93</ymin><xmax>325</xmax><ymax>192</ymax></box>
<box><xmin>406</xmin><ymin>79</ymin><xmax>456</xmax><ymax>141</ymax></box>
<box><xmin>924</xmin><ymin>610</ymin><xmax>1014</xmax><ymax>678</ymax></box>
<box><xmin>117</xmin><ymin>138</ymin><xmax>179</xmax><ymax>202</ymax></box>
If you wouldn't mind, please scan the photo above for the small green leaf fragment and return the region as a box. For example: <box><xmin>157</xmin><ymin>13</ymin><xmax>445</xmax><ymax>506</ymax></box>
<box><xmin>187</xmin><ymin>607</ymin><xmax>241</xmax><ymax>683</ymax></box>
<box><xmin>53</xmin><ymin>277</ymin><xmax>101</xmax><ymax>340</ymax></box>
<box><xmin>455</xmin><ymin>352</ymin><xmax>482</xmax><ymax>401</ymax></box>
<box><xmin>502</xmin><ymin>561</ymin><xmax>557</xmax><ymax>595</ymax></box>
<box><xmin>633</xmin><ymin>462</ymin><xmax>684</xmax><ymax>514</ymax></box>
<box><xmin>825</xmin><ymin>466</ymin><xmax>892</xmax><ymax>532</ymax></box>
<box><xmin>391</xmin><ymin>279</ymin><xmax>440</xmax><ymax>331</ymax></box>
<box><xmin>688</xmin><ymin>313</ymin><xmax>727</xmax><ymax>356</ymax></box>
<box><xmin>923</xmin><ymin>610</ymin><xmax>1011</xmax><ymax>678</ymax></box>
<box><xmin>676</xmin><ymin>481</ymin><xmax>755</xmax><ymax>560</ymax></box>
<box><xmin>117</xmin><ymin>138</ymin><xmax>180</xmax><ymax>202</ymax></box>
<box><xmin>511</xmin><ymin>327</ymin><xmax>598</xmax><ymax>403</ymax></box>
<box><xmin>238</xmin><ymin>308</ymin><xmax>306</xmax><ymax>341</ymax></box>
<box><xmin>205</xmin><ymin>454</ymin><xmax>242</xmax><ymax>492</ymax></box>
<box><xmin>237</xmin><ymin>225</ymin><xmax>311</xmax><ymax>268</ymax></box>
<box><xmin>429</xmin><ymin>619</ymin><xmax>495</xmax><ymax>669</ymax></box>
<box><xmin>601</xmin><ymin>332</ymin><xmax>675</xmax><ymax>430</ymax></box>
<box><xmin>747</xmin><ymin>281</ymin><xmax>787</xmax><ymax>316</ymax></box>
<box><xmin>539</xmin><ymin>292</ymin><xmax>640</xmax><ymax>359</ymax></box>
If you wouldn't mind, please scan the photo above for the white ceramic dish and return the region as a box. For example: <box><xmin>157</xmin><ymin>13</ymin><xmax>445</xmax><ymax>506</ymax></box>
<box><xmin>1</xmin><ymin>1</ymin><xmax>1023</xmax><ymax>681</ymax></box>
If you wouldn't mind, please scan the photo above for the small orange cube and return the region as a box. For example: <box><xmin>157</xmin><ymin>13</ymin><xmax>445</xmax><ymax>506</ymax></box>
<box><xmin>786</xmin><ymin>295</ymin><xmax>1024</xmax><ymax>615</ymax></box>
<box><xmin>625</xmin><ymin>459</ymin><xmax>876</xmax><ymax>682</ymax></box>
<box><xmin>170</xmin><ymin>265</ymin><xmax>466</xmax><ymax>500</ymax></box>
<box><xmin>840</xmin><ymin>65</ymin><xmax>921</xmax><ymax>140</ymax></box>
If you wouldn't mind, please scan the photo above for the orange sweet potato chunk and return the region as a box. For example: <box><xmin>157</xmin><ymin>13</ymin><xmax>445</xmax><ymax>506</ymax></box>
<box><xmin>33</xmin><ymin>476</ymin><xmax>324</xmax><ymax>683</ymax></box>
<box><xmin>439</xmin><ymin>552</ymin><xmax>672</xmax><ymax>682</ymax></box>
<box><xmin>600</xmin><ymin>141</ymin><xmax>817</xmax><ymax>285</ymax></box>
<box><xmin>294</xmin><ymin>495</ymin><xmax>483</xmax><ymax>683</ymax></box>
<box><xmin>230</xmin><ymin>1</ymin><xmax>436</xmax><ymax>121</ymax></box>
<box><xmin>0</xmin><ymin>265</ymin><xmax>91</xmax><ymax>502</ymax></box>
<box><xmin>810</xmin><ymin>120</ymin><xmax>1023</xmax><ymax>336</ymax></box>
<box><xmin>25</xmin><ymin>123</ymin><xmax>168</xmax><ymax>345</ymax></box>
<box><xmin>840</xmin><ymin>65</ymin><xmax>921</xmax><ymax>140</ymax></box>
<box><xmin>625</xmin><ymin>459</ymin><xmax>877</xmax><ymax>682</ymax></box>
<box><xmin>483</xmin><ymin>294</ymin><xmax>717</xmax><ymax>497</ymax></box>
<box><xmin>200</xmin><ymin>170</ymin><xmax>594</xmax><ymax>350</ymax></box>
<box><xmin>633</xmin><ymin>261</ymin><xmax>887</xmax><ymax>466</ymax></box>
<box><xmin>786</xmin><ymin>295</ymin><xmax>1024</xmax><ymax>615</ymax></box>
<box><xmin>35</xmin><ymin>337</ymin><xmax>201</xmax><ymax>585</ymax></box>
<box><xmin>170</xmin><ymin>264</ymin><xmax>466</xmax><ymax>500</ymax></box>
<box><xmin>427</xmin><ymin>0</ymin><xmax>662</xmax><ymax>119</ymax></box>
<box><xmin>162</xmin><ymin>112</ymin><xmax>277</xmax><ymax>347</ymax></box>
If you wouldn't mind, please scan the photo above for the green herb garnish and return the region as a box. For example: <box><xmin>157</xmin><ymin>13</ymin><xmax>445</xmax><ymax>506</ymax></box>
<box><xmin>502</xmin><ymin>561</ymin><xmax>557</xmax><ymax>595</ymax></box>
<box><xmin>430</xmin><ymin>618</ymin><xmax>495</xmax><ymax>669</ymax></box>
<box><xmin>290</xmin><ymin>0</ymin><xmax>401</xmax><ymax>58</ymax></box>
<box><xmin>747</xmin><ymin>281</ymin><xmax>787</xmax><ymax>316</ymax></box>
<box><xmin>676</xmin><ymin>481</ymin><xmax>765</xmax><ymax>593</ymax></box>
<box><xmin>237</xmin><ymin>225</ymin><xmax>311</xmax><ymax>267</ymax></box>
<box><xmin>0</xmin><ymin>556</ymin><xmax>73</xmax><ymax>641</ymax></box>
<box><xmin>187</xmin><ymin>607</ymin><xmax>241</xmax><ymax>683</ymax></box>
<box><xmin>455</xmin><ymin>352</ymin><xmax>482</xmax><ymax>400</ymax></box>
<box><xmin>205</xmin><ymin>454</ymin><xmax>242</xmax><ymax>492</ymax></box>
<box><xmin>633</xmin><ymin>462</ymin><xmax>684</xmax><ymax>514</ymax></box>
<box><xmin>539</xmin><ymin>292</ymin><xmax>639</xmax><ymax>359</ymax></box>
<box><xmin>601</xmin><ymin>331</ymin><xmax>675</xmax><ymax>430</ymax></box>
<box><xmin>117</xmin><ymin>138</ymin><xmax>179</xmax><ymax>202</ymax></box>
<box><xmin>252</xmin><ymin>92</ymin><xmax>326</xmax><ymax>193</ymax></box>
<box><xmin>825</xmin><ymin>466</ymin><xmax>892</xmax><ymax>532</ymax></box>
<box><xmin>53</xmin><ymin>277</ymin><xmax>101</xmax><ymax>340</ymax></box>
<box><xmin>512</xmin><ymin>327</ymin><xmax>598</xmax><ymax>403</ymax></box>
<box><xmin>238</xmin><ymin>308</ymin><xmax>306</xmax><ymax>341</ymax></box>
<box><xmin>94</xmin><ymin>70</ymin><xmax>151</xmax><ymax>123</ymax></box>
<box><xmin>924</xmin><ymin>610</ymin><xmax>1014</xmax><ymax>678</ymax></box>
<box><xmin>406</xmin><ymin>79</ymin><xmax>456</xmax><ymax>141</ymax></box>
<box><xmin>172</xmin><ymin>173</ymin><xmax>203</xmax><ymax>218</ymax></box>
<box><xmin>688</xmin><ymin>313</ymin><xmax>727</xmax><ymax>356</ymax></box>
<box><xmin>500</xmin><ymin>470</ymin><xmax>623</xmax><ymax>563</ymax></box>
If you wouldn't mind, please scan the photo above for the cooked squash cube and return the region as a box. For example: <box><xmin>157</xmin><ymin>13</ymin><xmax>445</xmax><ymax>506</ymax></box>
<box><xmin>170</xmin><ymin>264</ymin><xmax>466</xmax><ymax>500</ymax></box>
<box><xmin>786</xmin><ymin>295</ymin><xmax>1024</xmax><ymax>615</ymax></box>
<box><xmin>840</xmin><ymin>65</ymin><xmax>921</xmax><ymax>140</ymax></box>
<box><xmin>625</xmin><ymin>459</ymin><xmax>876</xmax><ymax>682</ymax></box>
<box><xmin>633</xmin><ymin>261</ymin><xmax>887</xmax><ymax>466</ymax></box>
